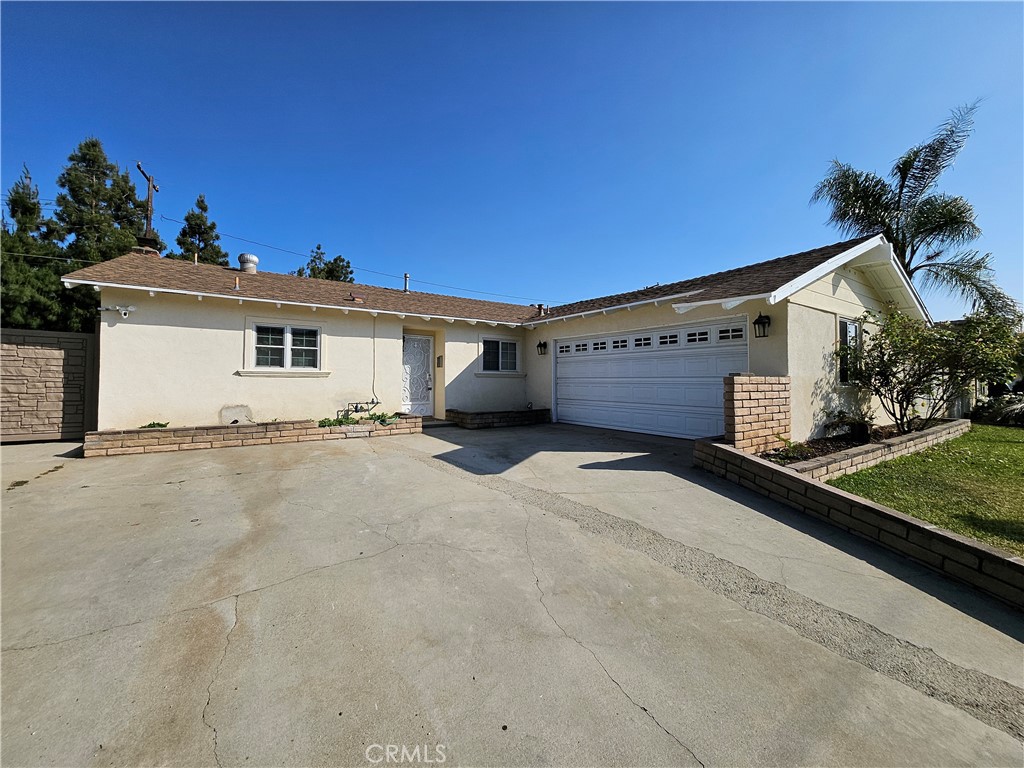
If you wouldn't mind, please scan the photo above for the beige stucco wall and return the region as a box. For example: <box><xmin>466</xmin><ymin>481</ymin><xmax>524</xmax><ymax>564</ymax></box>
<box><xmin>443</xmin><ymin>324</ymin><xmax>528</xmax><ymax>412</ymax></box>
<box><xmin>787</xmin><ymin>264</ymin><xmax>890</xmax><ymax>439</ymax></box>
<box><xmin>96</xmin><ymin>288</ymin><xmax>526</xmax><ymax>430</ymax></box>
<box><xmin>97</xmin><ymin>260</ymin><xmax>896</xmax><ymax>436</ymax></box>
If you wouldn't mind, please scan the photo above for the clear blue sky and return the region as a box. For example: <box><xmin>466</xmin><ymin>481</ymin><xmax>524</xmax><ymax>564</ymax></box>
<box><xmin>2</xmin><ymin>2</ymin><xmax>1021</xmax><ymax>320</ymax></box>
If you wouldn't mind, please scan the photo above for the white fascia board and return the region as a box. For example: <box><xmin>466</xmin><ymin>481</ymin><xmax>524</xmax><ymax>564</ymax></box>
<box><xmin>880</xmin><ymin>252</ymin><xmax>932</xmax><ymax>323</ymax></box>
<box><xmin>527</xmin><ymin>289</ymin><xmax>710</xmax><ymax>327</ymax></box>
<box><xmin>767</xmin><ymin>235</ymin><xmax>887</xmax><ymax>305</ymax></box>
<box><xmin>671</xmin><ymin>293</ymin><xmax>769</xmax><ymax>314</ymax></box>
<box><xmin>63</xmin><ymin>278</ymin><xmax>515</xmax><ymax>327</ymax></box>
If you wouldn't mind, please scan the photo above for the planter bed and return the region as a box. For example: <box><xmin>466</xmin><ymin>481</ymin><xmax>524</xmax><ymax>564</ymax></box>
<box><xmin>772</xmin><ymin>419</ymin><xmax>971</xmax><ymax>482</ymax></box>
<box><xmin>694</xmin><ymin>420</ymin><xmax>1024</xmax><ymax>608</ymax></box>
<box><xmin>83</xmin><ymin>415</ymin><xmax>423</xmax><ymax>458</ymax></box>
<box><xmin>444</xmin><ymin>408</ymin><xmax>550</xmax><ymax>429</ymax></box>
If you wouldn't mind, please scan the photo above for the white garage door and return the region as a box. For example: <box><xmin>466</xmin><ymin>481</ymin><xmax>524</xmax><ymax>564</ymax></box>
<box><xmin>554</xmin><ymin>318</ymin><xmax>748</xmax><ymax>439</ymax></box>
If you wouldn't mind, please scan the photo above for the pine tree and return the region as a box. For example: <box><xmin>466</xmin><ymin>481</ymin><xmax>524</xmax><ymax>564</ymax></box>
<box><xmin>1</xmin><ymin>167</ymin><xmax>66</xmax><ymax>330</ymax></box>
<box><xmin>291</xmin><ymin>243</ymin><xmax>354</xmax><ymax>282</ymax></box>
<box><xmin>167</xmin><ymin>194</ymin><xmax>229</xmax><ymax>265</ymax></box>
<box><xmin>53</xmin><ymin>137</ymin><xmax>158</xmax><ymax>264</ymax></box>
<box><xmin>47</xmin><ymin>138</ymin><xmax>164</xmax><ymax>330</ymax></box>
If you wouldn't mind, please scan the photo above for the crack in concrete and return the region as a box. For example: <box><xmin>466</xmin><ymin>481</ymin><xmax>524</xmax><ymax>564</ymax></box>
<box><xmin>201</xmin><ymin>595</ymin><xmax>238</xmax><ymax>768</ymax></box>
<box><xmin>390</xmin><ymin>441</ymin><xmax>1024</xmax><ymax>742</ymax></box>
<box><xmin>1</xmin><ymin>544</ymin><xmax>400</xmax><ymax>654</ymax></box>
<box><xmin>522</xmin><ymin>506</ymin><xmax>705</xmax><ymax>767</ymax></box>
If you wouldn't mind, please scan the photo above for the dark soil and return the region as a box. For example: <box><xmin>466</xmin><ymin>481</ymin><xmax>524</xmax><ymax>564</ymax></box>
<box><xmin>760</xmin><ymin>426</ymin><xmax>899</xmax><ymax>466</ymax></box>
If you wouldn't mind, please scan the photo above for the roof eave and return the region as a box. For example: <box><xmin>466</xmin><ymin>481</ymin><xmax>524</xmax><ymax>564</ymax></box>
<box><xmin>522</xmin><ymin>290</ymin><xmax>708</xmax><ymax>327</ymax></box>
<box><xmin>61</xmin><ymin>278</ymin><xmax>525</xmax><ymax>328</ymax></box>
<box><xmin>669</xmin><ymin>293</ymin><xmax>771</xmax><ymax>314</ymax></box>
<box><xmin>766</xmin><ymin>234</ymin><xmax>887</xmax><ymax>305</ymax></box>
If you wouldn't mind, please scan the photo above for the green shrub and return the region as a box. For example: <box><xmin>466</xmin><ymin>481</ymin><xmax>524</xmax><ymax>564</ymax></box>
<box><xmin>971</xmin><ymin>394</ymin><xmax>1024</xmax><ymax>427</ymax></box>
<box><xmin>139</xmin><ymin>421</ymin><xmax>169</xmax><ymax>429</ymax></box>
<box><xmin>318</xmin><ymin>416</ymin><xmax>360</xmax><ymax>427</ymax></box>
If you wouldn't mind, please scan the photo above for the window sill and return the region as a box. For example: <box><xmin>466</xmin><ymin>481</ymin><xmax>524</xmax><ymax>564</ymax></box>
<box><xmin>475</xmin><ymin>372</ymin><xmax>526</xmax><ymax>378</ymax></box>
<box><xmin>235</xmin><ymin>369</ymin><xmax>332</xmax><ymax>378</ymax></box>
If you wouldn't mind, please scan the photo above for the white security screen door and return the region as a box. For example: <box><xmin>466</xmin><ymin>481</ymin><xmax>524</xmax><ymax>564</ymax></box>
<box><xmin>402</xmin><ymin>335</ymin><xmax>434</xmax><ymax>416</ymax></box>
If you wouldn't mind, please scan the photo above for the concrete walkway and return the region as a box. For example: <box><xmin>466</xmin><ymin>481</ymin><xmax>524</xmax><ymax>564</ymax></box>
<box><xmin>2</xmin><ymin>426</ymin><xmax>1022</xmax><ymax>767</ymax></box>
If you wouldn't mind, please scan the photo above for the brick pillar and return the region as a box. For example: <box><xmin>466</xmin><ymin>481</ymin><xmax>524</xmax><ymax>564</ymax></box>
<box><xmin>724</xmin><ymin>374</ymin><xmax>791</xmax><ymax>454</ymax></box>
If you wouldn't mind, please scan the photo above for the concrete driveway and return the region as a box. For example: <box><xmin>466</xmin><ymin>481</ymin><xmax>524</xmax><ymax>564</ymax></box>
<box><xmin>2</xmin><ymin>425</ymin><xmax>1022</xmax><ymax>767</ymax></box>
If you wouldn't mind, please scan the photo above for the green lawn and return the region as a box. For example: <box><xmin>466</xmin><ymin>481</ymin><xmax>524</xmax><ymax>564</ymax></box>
<box><xmin>828</xmin><ymin>424</ymin><xmax>1024</xmax><ymax>556</ymax></box>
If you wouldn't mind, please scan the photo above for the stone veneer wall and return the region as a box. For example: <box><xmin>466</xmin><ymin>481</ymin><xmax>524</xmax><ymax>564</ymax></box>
<box><xmin>445</xmin><ymin>409</ymin><xmax>551</xmax><ymax>429</ymax></box>
<box><xmin>693</xmin><ymin>432</ymin><xmax>1023</xmax><ymax>608</ymax></box>
<box><xmin>1</xmin><ymin>328</ymin><xmax>97</xmax><ymax>442</ymax></box>
<box><xmin>724</xmin><ymin>374</ymin><xmax>791</xmax><ymax>453</ymax></box>
<box><xmin>83</xmin><ymin>416</ymin><xmax>422</xmax><ymax>458</ymax></box>
<box><xmin>788</xmin><ymin>419</ymin><xmax>972</xmax><ymax>482</ymax></box>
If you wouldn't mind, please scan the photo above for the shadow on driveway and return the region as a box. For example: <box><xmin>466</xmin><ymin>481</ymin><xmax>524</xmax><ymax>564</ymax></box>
<box><xmin>418</xmin><ymin>423</ymin><xmax>1024</xmax><ymax>642</ymax></box>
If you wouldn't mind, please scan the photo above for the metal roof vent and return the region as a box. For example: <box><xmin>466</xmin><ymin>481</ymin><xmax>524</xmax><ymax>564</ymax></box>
<box><xmin>238</xmin><ymin>253</ymin><xmax>259</xmax><ymax>273</ymax></box>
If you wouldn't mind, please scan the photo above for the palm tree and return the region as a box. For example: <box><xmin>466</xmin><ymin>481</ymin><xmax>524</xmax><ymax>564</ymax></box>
<box><xmin>811</xmin><ymin>103</ymin><xmax>1019</xmax><ymax>319</ymax></box>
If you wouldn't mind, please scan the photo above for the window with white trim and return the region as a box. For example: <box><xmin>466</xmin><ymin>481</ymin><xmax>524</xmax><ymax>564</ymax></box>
<box><xmin>612</xmin><ymin>338</ymin><xmax>628</xmax><ymax>350</ymax></box>
<box><xmin>838</xmin><ymin>319</ymin><xmax>859</xmax><ymax>384</ymax></box>
<box><xmin>574</xmin><ymin>342</ymin><xmax>588</xmax><ymax>353</ymax></box>
<box><xmin>658</xmin><ymin>333</ymin><xmax>679</xmax><ymax>346</ymax></box>
<box><xmin>686</xmin><ymin>330</ymin><xmax>710</xmax><ymax>344</ymax></box>
<box><xmin>557</xmin><ymin>344</ymin><xmax>571</xmax><ymax>355</ymax></box>
<box><xmin>592</xmin><ymin>340</ymin><xmax>607</xmax><ymax>351</ymax></box>
<box><xmin>255</xmin><ymin>325</ymin><xmax>320</xmax><ymax>369</ymax></box>
<box><xmin>718</xmin><ymin>327</ymin><xmax>744</xmax><ymax>341</ymax></box>
<box><xmin>634</xmin><ymin>336</ymin><xmax>652</xmax><ymax>348</ymax></box>
<box><xmin>483</xmin><ymin>339</ymin><xmax>518</xmax><ymax>372</ymax></box>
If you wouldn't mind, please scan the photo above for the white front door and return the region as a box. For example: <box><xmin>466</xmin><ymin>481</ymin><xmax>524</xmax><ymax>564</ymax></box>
<box><xmin>402</xmin><ymin>335</ymin><xmax>434</xmax><ymax>416</ymax></box>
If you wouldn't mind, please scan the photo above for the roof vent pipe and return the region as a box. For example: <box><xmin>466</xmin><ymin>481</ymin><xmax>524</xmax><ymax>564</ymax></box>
<box><xmin>404</xmin><ymin>273</ymin><xmax>410</xmax><ymax>293</ymax></box>
<box><xmin>238</xmin><ymin>253</ymin><xmax>259</xmax><ymax>274</ymax></box>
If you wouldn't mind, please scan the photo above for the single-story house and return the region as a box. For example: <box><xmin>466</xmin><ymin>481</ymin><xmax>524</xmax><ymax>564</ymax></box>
<box><xmin>62</xmin><ymin>233</ymin><xmax>929</xmax><ymax>442</ymax></box>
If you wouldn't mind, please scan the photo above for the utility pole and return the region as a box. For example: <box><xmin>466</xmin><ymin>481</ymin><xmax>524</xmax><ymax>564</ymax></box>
<box><xmin>135</xmin><ymin>162</ymin><xmax>160</xmax><ymax>249</ymax></box>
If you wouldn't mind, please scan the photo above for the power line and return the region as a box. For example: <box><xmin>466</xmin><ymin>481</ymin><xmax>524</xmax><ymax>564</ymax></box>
<box><xmin>159</xmin><ymin>214</ymin><xmax>565</xmax><ymax>304</ymax></box>
<box><xmin>1</xmin><ymin>250</ymin><xmax>99</xmax><ymax>264</ymax></box>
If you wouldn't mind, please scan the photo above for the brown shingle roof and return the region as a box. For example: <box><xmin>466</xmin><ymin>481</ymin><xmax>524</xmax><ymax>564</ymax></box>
<box><xmin>62</xmin><ymin>252</ymin><xmax>538</xmax><ymax>324</ymax></box>
<box><xmin>538</xmin><ymin>234</ymin><xmax>880</xmax><ymax>321</ymax></box>
<box><xmin>62</xmin><ymin>234</ymin><xmax>880</xmax><ymax>326</ymax></box>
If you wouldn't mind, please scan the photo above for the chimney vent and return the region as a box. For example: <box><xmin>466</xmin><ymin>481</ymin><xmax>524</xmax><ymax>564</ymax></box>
<box><xmin>403</xmin><ymin>273</ymin><xmax>410</xmax><ymax>293</ymax></box>
<box><xmin>238</xmin><ymin>253</ymin><xmax>259</xmax><ymax>274</ymax></box>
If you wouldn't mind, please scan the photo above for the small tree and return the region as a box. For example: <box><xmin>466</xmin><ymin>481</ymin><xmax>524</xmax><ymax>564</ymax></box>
<box><xmin>291</xmin><ymin>243</ymin><xmax>354</xmax><ymax>282</ymax></box>
<box><xmin>842</xmin><ymin>310</ymin><xmax>1019</xmax><ymax>433</ymax></box>
<box><xmin>168</xmin><ymin>194</ymin><xmax>229</xmax><ymax>265</ymax></box>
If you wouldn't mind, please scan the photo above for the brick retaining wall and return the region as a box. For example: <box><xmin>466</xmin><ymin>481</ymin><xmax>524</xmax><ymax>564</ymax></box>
<box><xmin>693</xmin><ymin>435</ymin><xmax>1024</xmax><ymax>608</ymax></box>
<box><xmin>83</xmin><ymin>415</ymin><xmax>423</xmax><ymax>458</ymax></box>
<box><xmin>1</xmin><ymin>328</ymin><xmax>97</xmax><ymax>442</ymax></box>
<box><xmin>724</xmin><ymin>374</ymin><xmax>791</xmax><ymax>453</ymax></box>
<box><xmin>445</xmin><ymin>409</ymin><xmax>551</xmax><ymax>429</ymax></box>
<box><xmin>789</xmin><ymin>419</ymin><xmax>972</xmax><ymax>481</ymax></box>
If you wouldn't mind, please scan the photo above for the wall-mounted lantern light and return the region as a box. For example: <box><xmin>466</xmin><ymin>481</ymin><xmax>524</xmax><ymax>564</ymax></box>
<box><xmin>753</xmin><ymin>313</ymin><xmax>771</xmax><ymax>338</ymax></box>
<box><xmin>536</xmin><ymin>340</ymin><xmax>548</xmax><ymax>356</ymax></box>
